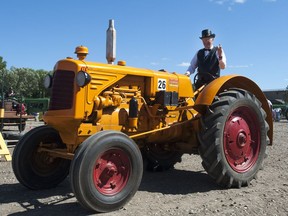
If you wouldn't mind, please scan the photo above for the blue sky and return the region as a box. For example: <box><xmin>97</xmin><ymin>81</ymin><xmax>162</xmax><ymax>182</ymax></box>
<box><xmin>0</xmin><ymin>0</ymin><xmax>287</xmax><ymax>90</ymax></box>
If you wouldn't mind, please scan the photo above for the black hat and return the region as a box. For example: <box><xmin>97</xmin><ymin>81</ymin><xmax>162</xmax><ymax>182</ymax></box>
<box><xmin>199</xmin><ymin>29</ymin><xmax>216</xmax><ymax>39</ymax></box>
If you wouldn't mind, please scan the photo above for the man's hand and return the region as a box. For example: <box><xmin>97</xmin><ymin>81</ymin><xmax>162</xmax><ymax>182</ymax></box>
<box><xmin>217</xmin><ymin>44</ymin><xmax>226</xmax><ymax>69</ymax></box>
<box><xmin>217</xmin><ymin>44</ymin><xmax>223</xmax><ymax>58</ymax></box>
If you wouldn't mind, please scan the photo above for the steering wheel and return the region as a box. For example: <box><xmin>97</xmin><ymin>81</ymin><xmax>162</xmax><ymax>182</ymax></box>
<box><xmin>193</xmin><ymin>72</ymin><xmax>216</xmax><ymax>89</ymax></box>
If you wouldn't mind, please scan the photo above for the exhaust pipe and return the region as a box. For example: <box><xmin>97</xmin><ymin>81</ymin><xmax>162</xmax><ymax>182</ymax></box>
<box><xmin>106</xmin><ymin>19</ymin><xmax>116</xmax><ymax>64</ymax></box>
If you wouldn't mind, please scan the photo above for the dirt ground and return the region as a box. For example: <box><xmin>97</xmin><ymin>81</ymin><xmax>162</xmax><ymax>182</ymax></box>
<box><xmin>0</xmin><ymin>119</ymin><xmax>288</xmax><ymax>216</ymax></box>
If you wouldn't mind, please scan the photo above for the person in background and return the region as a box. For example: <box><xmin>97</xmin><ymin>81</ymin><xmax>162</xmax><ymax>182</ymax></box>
<box><xmin>185</xmin><ymin>29</ymin><xmax>227</xmax><ymax>89</ymax></box>
<box><xmin>267</xmin><ymin>99</ymin><xmax>276</xmax><ymax>121</ymax></box>
<box><xmin>5</xmin><ymin>87</ymin><xmax>15</xmax><ymax>98</ymax></box>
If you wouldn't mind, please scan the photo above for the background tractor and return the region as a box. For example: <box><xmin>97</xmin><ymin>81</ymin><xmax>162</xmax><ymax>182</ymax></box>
<box><xmin>0</xmin><ymin>98</ymin><xmax>32</xmax><ymax>132</ymax></box>
<box><xmin>12</xmin><ymin>20</ymin><xmax>273</xmax><ymax>213</ymax></box>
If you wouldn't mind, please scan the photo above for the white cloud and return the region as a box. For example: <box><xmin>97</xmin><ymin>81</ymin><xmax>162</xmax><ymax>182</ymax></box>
<box><xmin>210</xmin><ymin>0</ymin><xmax>247</xmax><ymax>4</ymax></box>
<box><xmin>234</xmin><ymin>0</ymin><xmax>247</xmax><ymax>4</ymax></box>
<box><xmin>227</xmin><ymin>65</ymin><xmax>250</xmax><ymax>68</ymax></box>
<box><xmin>150</xmin><ymin>62</ymin><xmax>159</xmax><ymax>66</ymax></box>
<box><xmin>263</xmin><ymin>0</ymin><xmax>276</xmax><ymax>2</ymax></box>
<box><xmin>210</xmin><ymin>0</ymin><xmax>248</xmax><ymax>10</ymax></box>
<box><xmin>150</xmin><ymin>57</ymin><xmax>169</xmax><ymax>66</ymax></box>
<box><xmin>214</xmin><ymin>0</ymin><xmax>227</xmax><ymax>5</ymax></box>
<box><xmin>177</xmin><ymin>62</ymin><xmax>190</xmax><ymax>67</ymax></box>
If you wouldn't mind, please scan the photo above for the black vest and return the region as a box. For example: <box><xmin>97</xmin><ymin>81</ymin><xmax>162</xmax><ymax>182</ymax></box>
<box><xmin>197</xmin><ymin>47</ymin><xmax>220</xmax><ymax>78</ymax></box>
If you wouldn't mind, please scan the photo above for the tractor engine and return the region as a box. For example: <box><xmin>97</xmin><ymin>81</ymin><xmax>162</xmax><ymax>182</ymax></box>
<box><xmin>43</xmin><ymin>54</ymin><xmax>198</xmax><ymax>153</ymax></box>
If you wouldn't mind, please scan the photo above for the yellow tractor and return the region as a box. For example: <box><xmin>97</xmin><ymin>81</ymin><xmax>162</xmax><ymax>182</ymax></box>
<box><xmin>12</xmin><ymin>21</ymin><xmax>273</xmax><ymax>213</ymax></box>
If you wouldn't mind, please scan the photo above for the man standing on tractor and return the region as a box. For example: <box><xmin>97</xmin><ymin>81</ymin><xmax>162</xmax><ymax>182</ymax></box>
<box><xmin>185</xmin><ymin>29</ymin><xmax>227</xmax><ymax>89</ymax></box>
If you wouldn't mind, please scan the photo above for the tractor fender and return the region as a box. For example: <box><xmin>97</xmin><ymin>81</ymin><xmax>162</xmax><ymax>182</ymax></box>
<box><xmin>194</xmin><ymin>75</ymin><xmax>273</xmax><ymax>145</ymax></box>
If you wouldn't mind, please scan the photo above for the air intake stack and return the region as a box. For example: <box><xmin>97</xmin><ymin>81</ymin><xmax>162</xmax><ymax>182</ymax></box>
<box><xmin>106</xmin><ymin>19</ymin><xmax>116</xmax><ymax>64</ymax></box>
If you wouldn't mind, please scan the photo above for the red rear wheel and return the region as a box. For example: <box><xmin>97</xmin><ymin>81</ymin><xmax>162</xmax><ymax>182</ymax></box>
<box><xmin>224</xmin><ymin>107</ymin><xmax>260</xmax><ymax>173</ymax></box>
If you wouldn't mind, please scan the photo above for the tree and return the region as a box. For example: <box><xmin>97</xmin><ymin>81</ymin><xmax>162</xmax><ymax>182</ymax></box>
<box><xmin>7</xmin><ymin>67</ymin><xmax>50</xmax><ymax>99</ymax></box>
<box><xmin>1</xmin><ymin>56</ymin><xmax>51</xmax><ymax>99</ymax></box>
<box><xmin>35</xmin><ymin>69</ymin><xmax>51</xmax><ymax>98</ymax></box>
<box><xmin>0</xmin><ymin>56</ymin><xmax>6</xmax><ymax>70</ymax></box>
<box><xmin>0</xmin><ymin>56</ymin><xmax>7</xmax><ymax>100</ymax></box>
<box><xmin>284</xmin><ymin>85</ymin><xmax>288</xmax><ymax>104</ymax></box>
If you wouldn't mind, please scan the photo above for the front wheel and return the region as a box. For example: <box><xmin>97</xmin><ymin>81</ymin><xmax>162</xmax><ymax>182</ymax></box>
<box><xmin>12</xmin><ymin>125</ymin><xmax>70</xmax><ymax>189</ymax></box>
<box><xmin>199</xmin><ymin>88</ymin><xmax>269</xmax><ymax>188</ymax></box>
<box><xmin>70</xmin><ymin>130</ymin><xmax>143</xmax><ymax>213</ymax></box>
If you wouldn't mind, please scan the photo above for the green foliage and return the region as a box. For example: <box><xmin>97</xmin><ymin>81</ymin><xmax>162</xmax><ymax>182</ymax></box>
<box><xmin>0</xmin><ymin>56</ymin><xmax>7</xmax><ymax>70</ymax></box>
<box><xmin>0</xmin><ymin>56</ymin><xmax>8</xmax><ymax>100</ymax></box>
<box><xmin>0</xmin><ymin>56</ymin><xmax>51</xmax><ymax>99</ymax></box>
<box><xmin>284</xmin><ymin>85</ymin><xmax>288</xmax><ymax>103</ymax></box>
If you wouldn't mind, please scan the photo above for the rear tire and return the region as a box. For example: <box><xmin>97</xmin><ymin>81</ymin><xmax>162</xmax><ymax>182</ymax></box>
<box><xmin>199</xmin><ymin>88</ymin><xmax>269</xmax><ymax>188</ymax></box>
<box><xmin>12</xmin><ymin>125</ymin><xmax>70</xmax><ymax>189</ymax></box>
<box><xmin>70</xmin><ymin>130</ymin><xmax>143</xmax><ymax>213</ymax></box>
<box><xmin>142</xmin><ymin>143</ymin><xmax>182</xmax><ymax>171</ymax></box>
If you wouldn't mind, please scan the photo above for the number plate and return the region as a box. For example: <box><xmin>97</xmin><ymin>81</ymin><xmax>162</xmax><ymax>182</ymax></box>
<box><xmin>157</xmin><ymin>78</ymin><xmax>167</xmax><ymax>90</ymax></box>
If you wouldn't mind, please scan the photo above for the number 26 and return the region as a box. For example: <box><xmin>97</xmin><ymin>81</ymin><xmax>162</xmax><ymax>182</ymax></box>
<box><xmin>158</xmin><ymin>79</ymin><xmax>166</xmax><ymax>90</ymax></box>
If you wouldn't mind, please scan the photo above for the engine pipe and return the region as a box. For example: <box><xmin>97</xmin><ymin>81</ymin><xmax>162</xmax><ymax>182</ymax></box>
<box><xmin>106</xmin><ymin>19</ymin><xmax>116</xmax><ymax>64</ymax></box>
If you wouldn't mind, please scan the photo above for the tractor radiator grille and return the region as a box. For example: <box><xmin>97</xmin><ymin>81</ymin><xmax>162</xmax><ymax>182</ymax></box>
<box><xmin>49</xmin><ymin>70</ymin><xmax>75</xmax><ymax>110</ymax></box>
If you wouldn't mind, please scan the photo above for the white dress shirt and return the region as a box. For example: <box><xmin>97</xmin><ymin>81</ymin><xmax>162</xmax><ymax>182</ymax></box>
<box><xmin>185</xmin><ymin>46</ymin><xmax>226</xmax><ymax>76</ymax></box>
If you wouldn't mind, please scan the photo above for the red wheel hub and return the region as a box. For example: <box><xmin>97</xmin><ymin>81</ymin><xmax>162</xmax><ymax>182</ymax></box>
<box><xmin>93</xmin><ymin>149</ymin><xmax>131</xmax><ymax>195</ymax></box>
<box><xmin>224</xmin><ymin>107</ymin><xmax>260</xmax><ymax>173</ymax></box>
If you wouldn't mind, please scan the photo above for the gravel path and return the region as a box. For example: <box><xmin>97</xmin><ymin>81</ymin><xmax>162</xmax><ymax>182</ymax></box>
<box><xmin>1</xmin><ymin>119</ymin><xmax>287</xmax><ymax>216</ymax></box>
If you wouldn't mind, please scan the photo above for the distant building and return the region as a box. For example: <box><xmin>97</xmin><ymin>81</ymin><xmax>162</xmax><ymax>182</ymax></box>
<box><xmin>263</xmin><ymin>89</ymin><xmax>287</xmax><ymax>104</ymax></box>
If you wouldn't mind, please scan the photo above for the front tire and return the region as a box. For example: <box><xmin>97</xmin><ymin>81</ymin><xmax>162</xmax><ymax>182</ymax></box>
<box><xmin>12</xmin><ymin>125</ymin><xmax>70</xmax><ymax>189</ymax></box>
<box><xmin>70</xmin><ymin>130</ymin><xmax>143</xmax><ymax>213</ymax></box>
<box><xmin>199</xmin><ymin>88</ymin><xmax>269</xmax><ymax>188</ymax></box>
